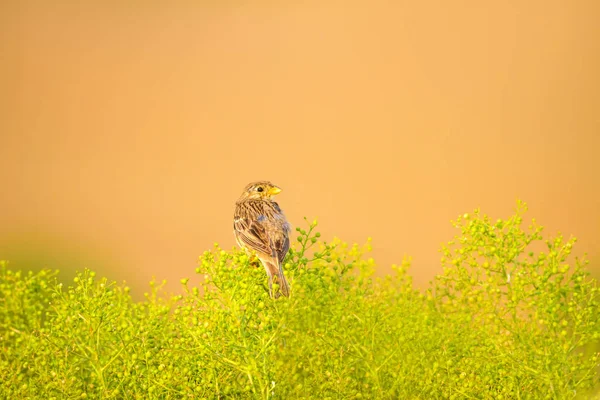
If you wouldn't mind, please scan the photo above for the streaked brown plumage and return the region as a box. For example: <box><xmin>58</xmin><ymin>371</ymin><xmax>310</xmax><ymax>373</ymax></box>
<box><xmin>233</xmin><ymin>181</ymin><xmax>291</xmax><ymax>298</ymax></box>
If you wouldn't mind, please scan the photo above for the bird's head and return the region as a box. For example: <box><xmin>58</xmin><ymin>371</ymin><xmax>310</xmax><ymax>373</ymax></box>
<box><xmin>238</xmin><ymin>181</ymin><xmax>282</xmax><ymax>201</ymax></box>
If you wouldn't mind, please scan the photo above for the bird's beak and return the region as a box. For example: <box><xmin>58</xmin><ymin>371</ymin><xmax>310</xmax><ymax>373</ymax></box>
<box><xmin>268</xmin><ymin>186</ymin><xmax>282</xmax><ymax>195</ymax></box>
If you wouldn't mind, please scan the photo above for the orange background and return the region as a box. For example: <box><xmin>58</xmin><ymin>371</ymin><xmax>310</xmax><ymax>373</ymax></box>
<box><xmin>1</xmin><ymin>1</ymin><xmax>599</xmax><ymax>297</ymax></box>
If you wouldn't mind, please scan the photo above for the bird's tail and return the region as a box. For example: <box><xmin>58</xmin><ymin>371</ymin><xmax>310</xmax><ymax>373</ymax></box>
<box><xmin>264</xmin><ymin>259</ymin><xmax>290</xmax><ymax>298</ymax></box>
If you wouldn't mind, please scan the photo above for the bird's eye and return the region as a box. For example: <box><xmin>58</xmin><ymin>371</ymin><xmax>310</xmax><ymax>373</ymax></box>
<box><xmin>256</xmin><ymin>187</ymin><xmax>264</xmax><ymax>192</ymax></box>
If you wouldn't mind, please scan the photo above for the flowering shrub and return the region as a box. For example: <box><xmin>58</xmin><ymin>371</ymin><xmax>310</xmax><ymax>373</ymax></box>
<box><xmin>1</xmin><ymin>202</ymin><xmax>599</xmax><ymax>399</ymax></box>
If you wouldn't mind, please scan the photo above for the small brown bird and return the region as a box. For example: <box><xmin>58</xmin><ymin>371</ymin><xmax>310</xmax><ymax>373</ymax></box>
<box><xmin>233</xmin><ymin>181</ymin><xmax>291</xmax><ymax>298</ymax></box>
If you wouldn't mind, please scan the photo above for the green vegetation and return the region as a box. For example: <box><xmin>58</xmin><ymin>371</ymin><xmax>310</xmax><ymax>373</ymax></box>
<box><xmin>1</xmin><ymin>201</ymin><xmax>599</xmax><ymax>399</ymax></box>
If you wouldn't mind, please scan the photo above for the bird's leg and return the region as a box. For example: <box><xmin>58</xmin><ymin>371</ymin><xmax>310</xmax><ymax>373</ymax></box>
<box><xmin>267</xmin><ymin>275</ymin><xmax>274</xmax><ymax>298</ymax></box>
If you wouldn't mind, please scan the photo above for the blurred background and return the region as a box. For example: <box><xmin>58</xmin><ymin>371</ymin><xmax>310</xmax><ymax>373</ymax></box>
<box><xmin>1</xmin><ymin>1</ymin><xmax>599</xmax><ymax>298</ymax></box>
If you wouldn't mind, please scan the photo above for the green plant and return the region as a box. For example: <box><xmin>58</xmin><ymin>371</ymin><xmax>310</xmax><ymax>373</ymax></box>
<box><xmin>0</xmin><ymin>202</ymin><xmax>598</xmax><ymax>399</ymax></box>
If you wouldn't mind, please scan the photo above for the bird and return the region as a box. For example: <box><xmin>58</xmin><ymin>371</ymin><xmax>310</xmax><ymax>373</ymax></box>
<box><xmin>233</xmin><ymin>181</ymin><xmax>291</xmax><ymax>298</ymax></box>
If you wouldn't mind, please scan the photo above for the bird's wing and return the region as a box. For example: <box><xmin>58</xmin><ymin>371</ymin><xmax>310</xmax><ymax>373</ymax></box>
<box><xmin>234</xmin><ymin>216</ymin><xmax>272</xmax><ymax>257</ymax></box>
<box><xmin>270</xmin><ymin>202</ymin><xmax>290</xmax><ymax>263</ymax></box>
<box><xmin>274</xmin><ymin>234</ymin><xmax>290</xmax><ymax>265</ymax></box>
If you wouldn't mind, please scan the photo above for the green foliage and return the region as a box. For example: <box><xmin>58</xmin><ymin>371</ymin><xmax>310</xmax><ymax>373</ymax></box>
<box><xmin>1</xmin><ymin>203</ymin><xmax>599</xmax><ymax>399</ymax></box>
